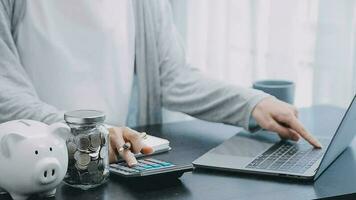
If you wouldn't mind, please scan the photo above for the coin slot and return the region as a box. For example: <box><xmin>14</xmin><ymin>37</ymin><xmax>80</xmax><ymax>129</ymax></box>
<box><xmin>50</xmin><ymin>147</ymin><xmax>53</xmax><ymax>151</ymax></box>
<box><xmin>35</xmin><ymin>150</ymin><xmax>38</xmax><ymax>155</ymax></box>
<box><xmin>52</xmin><ymin>169</ymin><xmax>55</xmax><ymax>176</ymax></box>
<box><xmin>44</xmin><ymin>171</ymin><xmax>47</xmax><ymax>178</ymax></box>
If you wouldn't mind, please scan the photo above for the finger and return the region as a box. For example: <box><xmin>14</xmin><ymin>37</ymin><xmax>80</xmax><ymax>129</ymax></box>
<box><xmin>108</xmin><ymin>128</ymin><xmax>121</xmax><ymax>163</ymax></box>
<box><xmin>121</xmin><ymin>148</ymin><xmax>137</xmax><ymax>167</ymax></box>
<box><xmin>122</xmin><ymin>127</ymin><xmax>154</xmax><ymax>154</ymax></box>
<box><xmin>111</xmin><ymin>129</ymin><xmax>138</xmax><ymax>166</ymax></box>
<box><xmin>266</xmin><ymin>120</ymin><xmax>297</xmax><ymax>141</ymax></box>
<box><xmin>283</xmin><ymin>116</ymin><xmax>322</xmax><ymax>148</ymax></box>
<box><xmin>287</xmin><ymin>128</ymin><xmax>300</xmax><ymax>141</ymax></box>
<box><xmin>108</xmin><ymin>142</ymin><xmax>119</xmax><ymax>163</ymax></box>
<box><xmin>276</xmin><ymin>122</ymin><xmax>300</xmax><ymax>141</ymax></box>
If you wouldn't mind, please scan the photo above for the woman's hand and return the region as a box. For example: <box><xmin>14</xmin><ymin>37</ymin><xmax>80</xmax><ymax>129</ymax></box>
<box><xmin>108</xmin><ymin>127</ymin><xmax>154</xmax><ymax>166</ymax></box>
<box><xmin>252</xmin><ymin>97</ymin><xmax>322</xmax><ymax>148</ymax></box>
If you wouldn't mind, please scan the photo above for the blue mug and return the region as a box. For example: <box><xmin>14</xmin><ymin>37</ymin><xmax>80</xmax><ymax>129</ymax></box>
<box><xmin>253</xmin><ymin>80</ymin><xmax>295</xmax><ymax>104</ymax></box>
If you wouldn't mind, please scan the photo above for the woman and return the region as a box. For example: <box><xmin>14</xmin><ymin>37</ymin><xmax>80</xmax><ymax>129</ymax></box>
<box><xmin>0</xmin><ymin>0</ymin><xmax>321</xmax><ymax>166</ymax></box>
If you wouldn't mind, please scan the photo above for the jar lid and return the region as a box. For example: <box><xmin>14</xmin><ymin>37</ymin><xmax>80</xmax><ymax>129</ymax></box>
<box><xmin>64</xmin><ymin>110</ymin><xmax>105</xmax><ymax>125</ymax></box>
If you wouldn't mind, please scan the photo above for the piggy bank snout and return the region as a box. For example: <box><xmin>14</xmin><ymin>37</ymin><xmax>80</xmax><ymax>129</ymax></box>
<box><xmin>35</xmin><ymin>159</ymin><xmax>61</xmax><ymax>185</ymax></box>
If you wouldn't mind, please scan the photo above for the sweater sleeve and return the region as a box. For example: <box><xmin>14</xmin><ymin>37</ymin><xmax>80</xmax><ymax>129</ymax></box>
<box><xmin>156</xmin><ymin>1</ymin><xmax>271</xmax><ymax>131</ymax></box>
<box><xmin>0</xmin><ymin>1</ymin><xmax>63</xmax><ymax>124</ymax></box>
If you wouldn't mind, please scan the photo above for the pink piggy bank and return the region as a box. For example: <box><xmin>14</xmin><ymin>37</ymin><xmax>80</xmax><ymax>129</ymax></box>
<box><xmin>0</xmin><ymin>120</ymin><xmax>70</xmax><ymax>200</ymax></box>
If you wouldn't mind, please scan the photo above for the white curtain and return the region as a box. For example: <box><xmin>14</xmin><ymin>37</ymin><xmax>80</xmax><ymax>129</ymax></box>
<box><xmin>182</xmin><ymin>0</ymin><xmax>356</xmax><ymax>108</ymax></box>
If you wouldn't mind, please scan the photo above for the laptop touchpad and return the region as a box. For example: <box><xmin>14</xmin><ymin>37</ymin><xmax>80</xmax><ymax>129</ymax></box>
<box><xmin>211</xmin><ymin>131</ymin><xmax>279</xmax><ymax>158</ymax></box>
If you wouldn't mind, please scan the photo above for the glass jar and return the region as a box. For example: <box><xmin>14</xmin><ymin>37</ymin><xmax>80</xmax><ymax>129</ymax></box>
<box><xmin>63</xmin><ymin>110</ymin><xmax>109</xmax><ymax>190</ymax></box>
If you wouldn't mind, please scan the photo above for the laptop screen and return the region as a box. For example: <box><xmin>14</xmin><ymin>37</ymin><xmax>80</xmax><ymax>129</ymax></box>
<box><xmin>314</xmin><ymin>95</ymin><xmax>356</xmax><ymax>180</ymax></box>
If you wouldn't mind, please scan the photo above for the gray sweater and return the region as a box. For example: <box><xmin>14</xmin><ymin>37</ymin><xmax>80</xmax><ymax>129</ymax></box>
<box><xmin>0</xmin><ymin>0</ymin><xmax>269</xmax><ymax>130</ymax></box>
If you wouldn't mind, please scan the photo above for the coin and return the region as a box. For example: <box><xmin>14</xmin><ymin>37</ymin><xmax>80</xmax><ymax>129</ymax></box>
<box><xmin>99</xmin><ymin>147</ymin><xmax>107</xmax><ymax>159</ymax></box>
<box><xmin>74</xmin><ymin>151</ymin><xmax>80</xmax><ymax>161</ymax></box>
<box><xmin>90</xmin><ymin>133</ymin><xmax>101</xmax><ymax>147</ymax></box>
<box><xmin>89</xmin><ymin>151</ymin><xmax>100</xmax><ymax>160</ymax></box>
<box><xmin>88</xmin><ymin>146</ymin><xmax>99</xmax><ymax>152</ymax></box>
<box><xmin>75</xmin><ymin>151</ymin><xmax>90</xmax><ymax>166</ymax></box>
<box><xmin>89</xmin><ymin>133</ymin><xmax>101</xmax><ymax>151</ymax></box>
<box><xmin>67</xmin><ymin>141</ymin><xmax>77</xmax><ymax>159</ymax></box>
<box><xmin>76</xmin><ymin>134</ymin><xmax>90</xmax><ymax>151</ymax></box>
<box><xmin>75</xmin><ymin>162</ymin><xmax>88</xmax><ymax>171</ymax></box>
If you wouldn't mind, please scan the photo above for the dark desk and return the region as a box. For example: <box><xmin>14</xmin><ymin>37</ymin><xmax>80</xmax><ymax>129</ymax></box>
<box><xmin>2</xmin><ymin>106</ymin><xmax>356</xmax><ymax>200</ymax></box>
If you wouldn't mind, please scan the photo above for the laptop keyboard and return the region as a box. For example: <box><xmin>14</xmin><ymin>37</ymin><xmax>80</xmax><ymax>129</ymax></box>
<box><xmin>246</xmin><ymin>141</ymin><xmax>325</xmax><ymax>174</ymax></box>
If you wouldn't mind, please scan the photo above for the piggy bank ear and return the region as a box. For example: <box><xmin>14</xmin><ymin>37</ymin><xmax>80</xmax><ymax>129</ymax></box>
<box><xmin>0</xmin><ymin>133</ymin><xmax>26</xmax><ymax>158</ymax></box>
<box><xmin>49</xmin><ymin>122</ymin><xmax>71</xmax><ymax>141</ymax></box>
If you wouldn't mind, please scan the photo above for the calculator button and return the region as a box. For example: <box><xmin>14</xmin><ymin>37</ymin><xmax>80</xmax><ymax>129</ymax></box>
<box><xmin>118</xmin><ymin>166</ymin><xmax>140</xmax><ymax>173</ymax></box>
<box><xmin>111</xmin><ymin>166</ymin><xmax>131</xmax><ymax>174</ymax></box>
<box><xmin>132</xmin><ymin>166</ymin><xmax>146</xmax><ymax>171</ymax></box>
<box><xmin>139</xmin><ymin>160</ymin><xmax>161</xmax><ymax>168</ymax></box>
<box><xmin>135</xmin><ymin>163</ymin><xmax>145</xmax><ymax>167</ymax></box>
<box><xmin>160</xmin><ymin>162</ymin><xmax>173</xmax><ymax>166</ymax></box>
<box><xmin>150</xmin><ymin>165</ymin><xmax>162</xmax><ymax>169</ymax></box>
<box><xmin>136</xmin><ymin>163</ymin><xmax>153</xmax><ymax>169</ymax></box>
<box><xmin>111</xmin><ymin>164</ymin><xmax>120</xmax><ymax>168</ymax></box>
<box><xmin>144</xmin><ymin>159</ymin><xmax>174</xmax><ymax>166</ymax></box>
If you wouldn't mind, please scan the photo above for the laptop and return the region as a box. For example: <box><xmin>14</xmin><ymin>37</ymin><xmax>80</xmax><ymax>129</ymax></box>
<box><xmin>193</xmin><ymin>95</ymin><xmax>356</xmax><ymax>181</ymax></box>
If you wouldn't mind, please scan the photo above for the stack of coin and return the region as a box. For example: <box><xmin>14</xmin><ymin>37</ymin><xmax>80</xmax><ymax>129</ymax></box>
<box><xmin>64</xmin><ymin>129</ymin><xmax>109</xmax><ymax>186</ymax></box>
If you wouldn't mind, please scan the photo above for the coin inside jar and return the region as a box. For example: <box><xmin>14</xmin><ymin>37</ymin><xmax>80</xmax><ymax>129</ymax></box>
<box><xmin>89</xmin><ymin>151</ymin><xmax>100</xmax><ymax>160</ymax></box>
<box><xmin>67</xmin><ymin>141</ymin><xmax>77</xmax><ymax>159</ymax></box>
<box><xmin>75</xmin><ymin>162</ymin><xmax>88</xmax><ymax>171</ymax></box>
<box><xmin>76</xmin><ymin>134</ymin><xmax>90</xmax><ymax>151</ymax></box>
<box><xmin>99</xmin><ymin>147</ymin><xmax>107</xmax><ymax>159</ymax></box>
<box><xmin>74</xmin><ymin>151</ymin><xmax>91</xmax><ymax>166</ymax></box>
<box><xmin>89</xmin><ymin>132</ymin><xmax>101</xmax><ymax>150</ymax></box>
